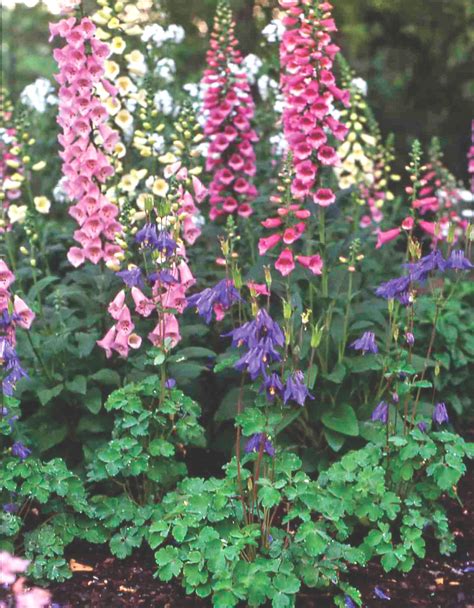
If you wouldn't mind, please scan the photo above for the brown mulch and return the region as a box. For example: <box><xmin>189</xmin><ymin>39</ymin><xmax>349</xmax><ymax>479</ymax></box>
<box><xmin>51</xmin><ymin>463</ymin><xmax>474</xmax><ymax>608</ymax></box>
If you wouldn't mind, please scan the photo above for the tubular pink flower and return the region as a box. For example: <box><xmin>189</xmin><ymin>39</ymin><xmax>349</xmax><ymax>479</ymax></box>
<box><xmin>202</xmin><ymin>1</ymin><xmax>258</xmax><ymax>219</ymax></box>
<box><xmin>148</xmin><ymin>314</ymin><xmax>182</xmax><ymax>349</ymax></box>
<box><xmin>131</xmin><ymin>287</ymin><xmax>155</xmax><ymax>318</ymax></box>
<box><xmin>296</xmin><ymin>254</ymin><xmax>323</xmax><ymax>275</ymax></box>
<box><xmin>12</xmin><ymin>296</ymin><xmax>35</xmax><ymax>330</ymax></box>
<box><xmin>375</xmin><ymin>227</ymin><xmax>401</xmax><ymax>249</ymax></box>
<box><xmin>275</xmin><ymin>248</ymin><xmax>295</xmax><ymax>276</ymax></box>
<box><xmin>51</xmin><ymin>16</ymin><xmax>122</xmax><ymax>267</ymax></box>
<box><xmin>107</xmin><ymin>290</ymin><xmax>126</xmax><ymax>320</ymax></box>
<box><xmin>258</xmin><ymin>234</ymin><xmax>282</xmax><ymax>256</ymax></box>
<box><xmin>96</xmin><ymin>326</ymin><xmax>117</xmax><ymax>359</ymax></box>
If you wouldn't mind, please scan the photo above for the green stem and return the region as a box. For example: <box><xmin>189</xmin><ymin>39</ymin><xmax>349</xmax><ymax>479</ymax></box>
<box><xmin>338</xmin><ymin>270</ymin><xmax>353</xmax><ymax>362</ymax></box>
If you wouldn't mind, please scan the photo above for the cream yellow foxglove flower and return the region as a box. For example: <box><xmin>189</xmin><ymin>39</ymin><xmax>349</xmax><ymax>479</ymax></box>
<box><xmin>114</xmin><ymin>142</ymin><xmax>127</xmax><ymax>158</ymax></box>
<box><xmin>105</xmin><ymin>97</ymin><xmax>121</xmax><ymax>116</ymax></box>
<box><xmin>34</xmin><ymin>196</ymin><xmax>51</xmax><ymax>214</ymax></box>
<box><xmin>152</xmin><ymin>178</ymin><xmax>169</xmax><ymax>197</ymax></box>
<box><xmin>104</xmin><ymin>60</ymin><xmax>120</xmax><ymax>80</ymax></box>
<box><xmin>115</xmin><ymin>110</ymin><xmax>133</xmax><ymax>130</ymax></box>
<box><xmin>116</xmin><ymin>76</ymin><xmax>135</xmax><ymax>96</ymax></box>
<box><xmin>92</xmin><ymin>8</ymin><xmax>112</xmax><ymax>26</ymax></box>
<box><xmin>8</xmin><ymin>204</ymin><xmax>28</xmax><ymax>224</ymax></box>
<box><xmin>110</xmin><ymin>36</ymin><xmax>126</xmax><ymax>54</ymax></box>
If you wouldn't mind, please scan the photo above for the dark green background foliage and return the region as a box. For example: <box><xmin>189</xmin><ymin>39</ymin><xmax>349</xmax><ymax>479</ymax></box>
<box><xmin>2</xmin><ymin>0</ymin><xmax>473</xmax><ymax>174</ymax></box>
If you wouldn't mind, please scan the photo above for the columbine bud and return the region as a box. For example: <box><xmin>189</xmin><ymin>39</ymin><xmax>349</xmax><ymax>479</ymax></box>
<box><xmin>310</xmin><ymin>324</ymin><xmax>323</xmax><ymax>348</ymax></box>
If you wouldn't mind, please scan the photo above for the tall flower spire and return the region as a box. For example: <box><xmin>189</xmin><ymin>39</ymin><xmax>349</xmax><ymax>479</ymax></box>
<box><xmin>279</xmin><ymin>0</ymin><xmax>349</xmax><ymax>205</ymax></box>
<box><xmin>202</xmin><ymin>0</ymin><xmax>258</xmax><ymax>220</ymax></box>
<box><xmin>51</xmin><ymin>16</ymin><xmax>123</xmax><ymax>268</ymax></box>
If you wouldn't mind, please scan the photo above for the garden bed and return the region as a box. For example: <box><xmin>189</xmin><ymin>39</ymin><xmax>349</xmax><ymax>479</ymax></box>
<box><xmin>51</xmin><ymin>461</ymin><xmax>473</xmax><ymax>607</ymax></box>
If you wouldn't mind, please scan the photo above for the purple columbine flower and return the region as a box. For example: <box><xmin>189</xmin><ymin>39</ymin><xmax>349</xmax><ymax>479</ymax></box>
<box><xmin>371</xmin><ymin>401</ymin><xmax>389</xmax><ymax>423</ymax></box>
<box><xmin>374</xmin><ymin>586</ymin><xmax>391</xmax><ymax>600</ymax></box>
<box><xmin>260</xmin><ymin>372</ymin><xmax>284</xmax><ymax>402</ymax></box>
<box><xmin>187</xmin><ymin>279</ymin><xmax>242</xmax><ymax>324</ymax></box>
<box><xmin>3</xmin><ymin>503</ymin><xmax>18</xmax><ymax>514</ymax></box>
<box><xmin>283</xmin><ymin>371</ymin><xmax>314</xmax><ymax>407</ymax></box>
<box><xmin>405</xmin><ymin>332</ymin><xmax>415</xmax><ymax>346</ymax></box>
<box><xmin>164</xmin><ymin>378</ymin><xmax>176</xmax><ymax>389</ymax></box>
<box><xmin>442</xmin><ymin>250</ymin><xmax>473</xmax><ymax>271</ymax></box>
<box><xmin>344</xmin><ymin>597</ymin><xmax>356</xmax><ymax>608</ymax></box>
<box><xmin>376</xmin><ymin>275</ymin><xmax>412</xmax><ymax>304</ymax></box>
<box><xmin>404</xmin><ymin>250</ymin><xmax>445</xmax><ymax>281</ymax></box>
<box><xmin>0</xmin><ymin>310</ymin><xmax>20</xmax><ymax>329</ymax></box>
<box><xmin>0</xmin><ymin>336</ymin><xmax>16</xmax><ymax>362</ymax></box>
<box><xmin>11</xmin><ymin>442</ymin><xmax>31</xmax><ymax>460</ymax></box>
<box><xmin>116</xmin><ymin>267</ymin><xmax>143</xmax><ymax>288</ymax></box>
<box><xmin>244</xmin><ymin>433</ymin><xmax>275</xmax><ymax>457</ymax></box>
<box><xmin>155</xmin><ymin>231</ymin><xmax>177</xmax><ymax>258</ymax></box>
<box><xmin>235</xmin><ymin>341</ymin><xmax>281</xmax><ymax>380</ymax></box>
<box><xmin>135</xmin><ymin>223</ymin><xmax>160</xmax><ymax>249</ymax></box>
<box><xmin>150</xmin><ymin>270</ymin><xmax>178</xmax><ymax>285</ymax></box>
<box><xmin>3</xmin><ymin>358</ymin><xmax>28</xmax><ymax>397</ymax></box>
<box><xmin>350</xmin><ymin>331</ymin><xmax>378</xmax><ymax>355</ymax></box>
<box><xmin>433</xmin><ymin>402</ymin><xmax>449</xmax><ymax>425</ymax></box>
<box><xmin>225</xmin><ymin>309</ymin><xmax>284</xmax><ymax>350</ymax></box>
<box><xmin>417</xmin><ymin>421</ymin><xmax>428</xmax><ymax>432</ymax></box>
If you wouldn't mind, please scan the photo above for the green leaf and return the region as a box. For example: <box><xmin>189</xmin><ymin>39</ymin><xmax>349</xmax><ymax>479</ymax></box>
<box><xmin>324</xmin><ymin>362</ymin><xmax>347</xmax><ymax>384</ymax></box>
<box><xmin>27</xmin><ymin>275</ymin><xmax>59</xmax><ymax>301</ymax></box>
<box><xmin>38</xmin><ymin>384</ymin><xmax>64</xmax><ymax>406</ymax></box>
<box><xmin>214</xmin><ymin>353</ymin><xmax>240</xmax><ymax>373</ymax></box>
<box><xmin>236</xmin><ymin>409</ymin><xmax>267</xmax><ymax>436</ymax></box>
<box><xmin>85</xmin><ymin>387</ymin><xmax>102</xmax><ymax>414</ymax></box>
<box><xmin>381</xmin><ymin>552</ymin><xmax>398</xmax><ymax>571</ymax></box>
<box><xmin>307</xmin><ymin>364</ymin><xmax>318</xmax><ymax>388</ymax></box>
<box><xmin>76</xmin><ymin>332</ymin><xmax>99</xmax><ymax>358</ymax></box>
<box><xmin>172</xmin><ymin>347</ymin><xmax>216</xmax><ymax>360</ymax></box>
<box><xmin>91</xmin><ymin>369</ymin><xmax>121</xmax><ymax>386</ymax></box>
<box><xmin>66</xmin><ymin>375</ymin><xmax>87</xmax><ymax>395</ymax></box>
<box><xmin>259</xmin><ymin>487</ymin><xmax>280</xmax><ymax>508</ymax></box>
<box><xmin>215</xmin><ymin>387</ymin><xmax>253</xmax><ymax>421</ymax></box>
<box><xmin>149</xmin><ymin>439</ymin><xmax>175</xmax><ymax>457</ymax></box>
<box><xmin>348</xmin><ymin>355</ymin><xmax>382</xmax><ymax>373</ymax></box>
<box><xmin>34</xmin><ymin>420</ymin><xmax>68</xmax><ymax>452</ymax></box>
<box><xmin>155</xmin><ymin>547</ymin><xmax>182</xmax><ymax>581</ymax></box>
<box><xmin>322</xmin><ymin>405</ymin><xmax>359</xmax><ymax>436</ymax></box>
<box><xmin>324</xmin><ymin>429</ymin><xmax>346</xmax><ymax>452</ymax></box>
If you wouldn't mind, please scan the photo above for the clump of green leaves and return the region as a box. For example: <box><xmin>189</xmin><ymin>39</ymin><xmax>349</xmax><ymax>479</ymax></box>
<box><xmin>150</xmin><ymin>450</ymin><xmax>364</xmax><ymax>608</ymax></box>
<box><xmin>149</xmin><ymin>428</ymin><xmax>472</xmax><ymax>607</ymax></box>
<box><xmin>0</xmin><ymin>454</ymin><xmax>90</xmax><ymax>581</ymax></box>
<box><xmin>86</xmin><ymin>375</ymin><xmax>206</xmax><ymax>559</ymax></box>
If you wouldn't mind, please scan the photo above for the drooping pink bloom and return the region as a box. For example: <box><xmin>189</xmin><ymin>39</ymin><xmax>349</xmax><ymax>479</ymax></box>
<box><xmin>376</xmin><ymin>227</ymin><xmax>401</xmax><ymax>249</ymax></box>
<box><xmin>96</xmin><ymin>326</ymin><xmax>116</xmax><ymax>359</ymax></box>
<box><xmin>148</xmin><ymin>314</ymin><xmax>182</xmax><ymax>349</ymax></box>
<box><xmin>275</xmin><ymin>248</ymin><xmax>295</xmax><ymax>276</ymax></box>
<box><xmin>0</xmin><ymin>260</ymin><xmax>15</xmax><ymax>289</ymax></box>
<box><xmin>107</xmin><ymin>290</ymin><xmax>126</xmax><ymax>320</ymax></box>
<box><xmin>131</xmin><ymin>287</ymin><xmax>155</xmax><ymax>318</ymax></box>
<box><xmin>296</xmin><ymin>254</ymin><xmax>323</xmax><ymax>275</ymax></box>
<box><xmin>12</xmin><ymin>296</ymin><xmax>35</xmax><ymax>330</ymax></box>
<box><xmin>313</xmin><ymin>188</ymin><xmax>336</xmax><ymax>207</ymax></box>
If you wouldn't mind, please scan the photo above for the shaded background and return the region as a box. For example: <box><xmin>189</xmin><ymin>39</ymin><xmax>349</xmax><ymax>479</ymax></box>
<box><xmin>1</xmin><ymin>0</ymin><xmax>473</xmax><ymax>176</ymax></box>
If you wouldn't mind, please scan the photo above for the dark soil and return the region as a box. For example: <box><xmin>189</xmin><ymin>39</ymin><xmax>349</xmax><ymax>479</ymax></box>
<box><xmin>51</xmin><ymin>463</ymin><xmax>474</xmax><ymax>608</ymax></box>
